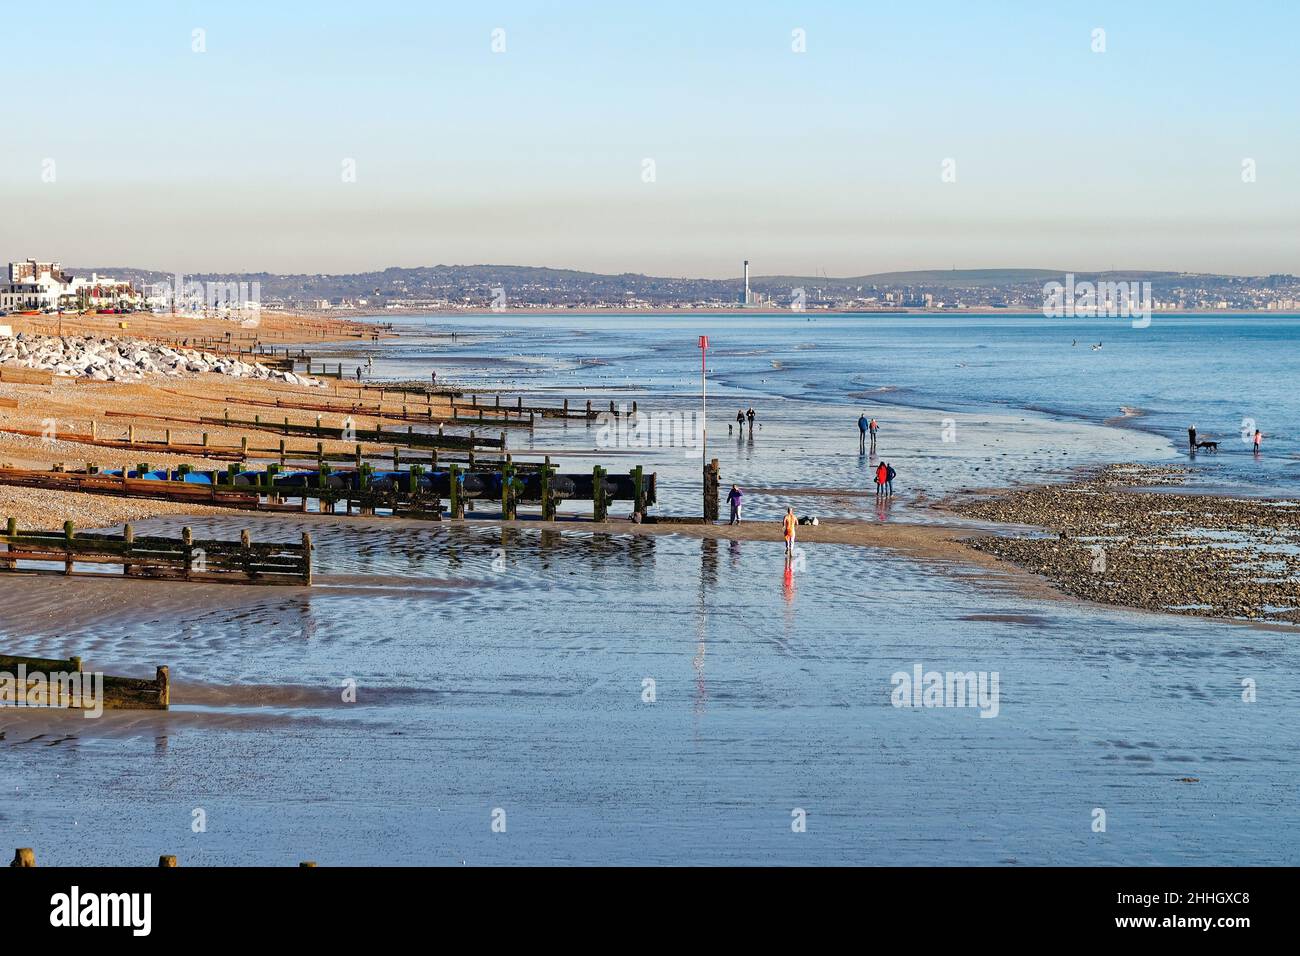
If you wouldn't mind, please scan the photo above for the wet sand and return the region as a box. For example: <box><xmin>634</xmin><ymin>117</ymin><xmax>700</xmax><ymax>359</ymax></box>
<box><xmin>5</xmin><ymin>510</ymin><xmax>1297</xmax><ymax>866</ymax></box>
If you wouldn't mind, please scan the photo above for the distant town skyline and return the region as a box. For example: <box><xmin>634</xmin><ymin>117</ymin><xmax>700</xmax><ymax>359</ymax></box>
<box><xmin>2</xmin><ymin>1</ymin><xmax>1297</xmax><ymax>276</ymax></box>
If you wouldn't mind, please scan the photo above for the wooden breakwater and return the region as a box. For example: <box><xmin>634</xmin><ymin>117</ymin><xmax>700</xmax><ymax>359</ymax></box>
<box><xmin>102</xmin><ymin>409</ymin><xmax>508</xmax><ymax>449</ymax></box>
<box><xmin>0</xmin><ymin>518</ymin><xmax>311</xmax><ymax>585</ymax></box>
<box><xmin>0</xmin><ymin>653</ymin><xmax>169</xmax><ymax>710</ymax></box>
<box><xmin>0</xmin><ymin>424</ymin><xmax>246</xmax><ymax>462</ymax></box>
<box><xmin>0</xmin><ymin>462</ymin><xmax>655</xmax><ymax>521</ymax></box>
<box><xmin>0</xmin><ymin>366</ymin><xmax>53</xmax><ymax>385</ymax></box>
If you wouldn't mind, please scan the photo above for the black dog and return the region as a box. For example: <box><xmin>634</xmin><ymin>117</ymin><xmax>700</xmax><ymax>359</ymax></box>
<box><xmin>1196</xmin><ymin>440</ymin><xmax>1219</xmax><ymax>452</ymax></box>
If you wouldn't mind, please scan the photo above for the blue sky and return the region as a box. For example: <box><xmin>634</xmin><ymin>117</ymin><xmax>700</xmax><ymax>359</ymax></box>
<box><xmin>1</xmin><ymin>0</ymin><xmax>1296</xmax><ymax>276</ymax></box>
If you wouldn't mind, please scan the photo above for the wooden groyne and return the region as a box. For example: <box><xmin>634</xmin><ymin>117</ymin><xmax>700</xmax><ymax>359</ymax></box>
<box><xmin>0</xmin><ymin>518</ymin><xmax>311</xmax><ymax>585</ymax></box>
<box><xmin>0</xmin><ymin>462</ymin><xmax>655</xmax><ymax>521</ymax></box>
<box><xmin>101</xmin><ymin>409</ymin><xmax>507</xmax><ymax>450</ymax></box>
<box><xmin>0</xmin><ymin>366</ymin><xmax>53</xmax><ymax>385</ymax></box>
<box><xmin>0</xmin><ymin>653</ymin><xmax>169</xmax><ymax>710</ymax></box>
<box><xmin>0</xmin><ymin>424</ymin><xmax>246</xmax><ymax>462</ymax></box>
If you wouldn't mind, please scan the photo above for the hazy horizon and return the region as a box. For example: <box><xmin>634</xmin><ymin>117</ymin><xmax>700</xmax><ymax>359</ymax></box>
<box><xmin>3</xmin><ymin>0</ymin><xmax>1297</xmax><ymax>276</ymax></box>
<box><xmin>33</xmin><ymin>262</ymin><xmax>1290</xmax><ymax>282</ymax></box>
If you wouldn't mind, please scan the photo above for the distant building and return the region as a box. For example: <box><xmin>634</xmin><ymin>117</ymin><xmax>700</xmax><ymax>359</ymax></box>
<box><xmin>0</xmin><ymin>259</ymin><xmax>140</xmax><ymax>311</ymax></box>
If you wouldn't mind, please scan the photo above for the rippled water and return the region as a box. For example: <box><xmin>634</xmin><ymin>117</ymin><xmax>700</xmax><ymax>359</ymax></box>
<box><xmin>2</xmin><ymin>314</ymin><xmax>1297</xmax><ymax>866</ymax></box>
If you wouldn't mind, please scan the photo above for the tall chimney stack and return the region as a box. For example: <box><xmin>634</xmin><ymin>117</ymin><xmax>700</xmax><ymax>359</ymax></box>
<box><xmin>743</xmin><ymin>260</ymin><xmax>750</xmax><ymax>306</ymax></box>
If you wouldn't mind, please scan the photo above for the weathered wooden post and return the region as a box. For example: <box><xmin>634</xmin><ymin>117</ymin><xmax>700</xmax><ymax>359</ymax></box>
<box><xmin>541</xmin><ymin>456</ymin><xmax>555</xmax><ymax>521</ymax></box>
<box><xmin>449</xmin><ymin>463</ymin><xmax>463</xmax><ymax>518</ymax></box>
<box><xmin>156</xmin><ymin>666</ymin><xmax>170</xmax><ymax>709</ymax></box>
<box><xmin>182</xmin><ymin>527</ymin><xmax>193</xmax><ymax>580</ymax></box>
<box><xmin>501</xmin><ymin>462</ymin><xmax>514</xmax><ymax>519</ymax></box>
<box><xmin>563</xmin><ymin>398</ymin><xmax>569</xmax><ymax>416</ymax></box>
<box><xmin>90</xmin><ymin>419</ymin><xmax>97</xmax><ymax>440</ymax></box>
<box><xmin>354</xmin><ymin>444</ymin><xmax>362</xmax><ymax>469</ymax></box>
<box><xmin>127</xmin><ymin>423</ymin><xmax>135</xmax><ymax>442</ymax></box>
<box><xmin>241</xmin><ymin>436</ymin><xmax>248</xmax><ymax>457</ymax></box>
<box><xmin>202</xmin><ymin>432</ymin><xmax>209</xmax><ymax>448</ymax></box>
<box><xmin>593</xmin><ymin>466</ymin><xmax>607</xmax><ymax>522</ymax></box>
<box><xmin>123</xmin><ymin>523</ymin><xmax>134</xmax><ymax>577</ymax></box>
<box><xmin>10</xmin><ymin>848</ymin><xmax>35</xmax><ymax>868</ymax></box>
<box><xmin>586</xmin><ymin>399</ymin><xmax>593</xmax><ymax>420</ymax></box>
<box><xmin>633</xmin><ymin>465</ymin><xmax>645</xmax><ymax>517</ymax></box>
<box><xmin>302</xmin><ymin>532</ymin><xmax>313</xmax><ymax>586</ymax></box>
<box><xmin>2</xmin><ymin>516</ymin><xmax>16</xmax><ymax>572</ymax></box>
<box><xmin>703</xmin><ymin>458</ymin><xmax>720</xmax><ymax>521</ymax></box>
<box><xmin>279</xmin><ymin>439</ymin><xmax>286</xmax><ymax>466</ymax></box>
<box><xmin>63</xmin><ymin>520</ymin><xmax>75</xmax><ymax>575</ymax></box>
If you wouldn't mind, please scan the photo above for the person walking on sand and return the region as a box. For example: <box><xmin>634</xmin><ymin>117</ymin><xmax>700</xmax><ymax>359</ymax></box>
<box><xmin>727</xmin><ymin>484</ymin><xmax>744</xmax><ymax>525</ymax></box>
<box><xmin>858</xmin><ymin>412</ymin><xmax>870</xmax><ymax>453</ymax></box>
<box><xmin>885</xmin><ymin>461</ymin><xmax>897</xmax><ymax>497</ymax></box>
<box><xmin>782</xmin><ymin>506</ymin><xmax>797</xmax><ymax>555</ymax></box>
<box><xmin>355</xmin><ymin>365</ymin><xmax>363</xmax><ymax>382</ymax></box>
<box><xmin>1188</xmin><ymin>424</ymin><xmax>1197</xmax><ymax>451</ymax></box>
<box><xmin>875</xmin><ymin>461</ymin><xmax>888</xmax><ymax>498</ymax></box>
<box><xmin>746</xmin><ymin>406</ymin><xmax>756</xmax><ymax>431</ymax></box>
<box><xmin>869</xmin><ymin>417</ymin><xmax>879</xmax><ymax>451</ymax></box>
<box><xmin>1254</xmin><ymin>429</ymin><xmax>1263</xmax><ymax>453</ymax></box>
<box><xmin>736</xmin><ymin>409</ymin><xmax>746</xmax><ymax>434</ymax></box>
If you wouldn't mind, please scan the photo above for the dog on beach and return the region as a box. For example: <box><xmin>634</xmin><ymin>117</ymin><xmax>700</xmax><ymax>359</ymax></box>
<box><xmin>1196</xmin><ymin>440</ymin><xmax>1219</xmax><ymax>452</ymax></box>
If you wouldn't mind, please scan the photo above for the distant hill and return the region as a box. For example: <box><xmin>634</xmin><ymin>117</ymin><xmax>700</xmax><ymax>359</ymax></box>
<box><xmin>62</xmin><ymin>263</ymin><xmax>1288</xmax><ymax>309</ymax></box>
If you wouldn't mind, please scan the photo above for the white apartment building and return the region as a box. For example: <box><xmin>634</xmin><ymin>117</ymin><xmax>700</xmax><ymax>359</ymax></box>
<box><xmin>0</xmin><ymin>259</ymin><xmax>140</xmax><ymax>311</ymax></box>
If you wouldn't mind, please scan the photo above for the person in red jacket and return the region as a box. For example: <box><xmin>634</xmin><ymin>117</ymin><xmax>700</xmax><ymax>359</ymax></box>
<box><xmin>875</xmin><ymin>462</ymin><xmax>888</xmax><ymax>498</ymax></box>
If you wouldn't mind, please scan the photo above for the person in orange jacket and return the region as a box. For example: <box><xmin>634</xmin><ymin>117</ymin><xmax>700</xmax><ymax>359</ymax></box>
<box><xmin>875</xmin><ymin>462</ymin><xmax>888</xmax><ymax>498</ymax></box>
<box><xmin>782</xmin><ymin>507</ymin><xmax>797</xmax><ymax>555</ymax></box>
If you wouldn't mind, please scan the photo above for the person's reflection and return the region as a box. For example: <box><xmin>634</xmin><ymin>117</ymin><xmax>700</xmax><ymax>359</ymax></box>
<box><xmin>782</xmin><ymin>553</ymin><xmax>796</xmax><ymax>606</ymax></box>
<box><xmin>729</xmin><ymin>538</ymin><xmax>741</xmax><ymax>569</ymax></box>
